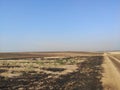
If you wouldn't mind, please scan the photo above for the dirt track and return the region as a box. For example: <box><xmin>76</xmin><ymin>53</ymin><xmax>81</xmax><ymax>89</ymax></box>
<box><xmin>102</xmin><ymin>53</ymin><xmax>120</xmax><ymax>90</ymax></box>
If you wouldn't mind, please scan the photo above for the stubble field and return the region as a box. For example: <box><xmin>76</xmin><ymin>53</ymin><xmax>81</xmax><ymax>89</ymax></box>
<box><xmin>0</xmin><ymin>52</ymin><xmax>103</xmax><ymax>90</ymax></box>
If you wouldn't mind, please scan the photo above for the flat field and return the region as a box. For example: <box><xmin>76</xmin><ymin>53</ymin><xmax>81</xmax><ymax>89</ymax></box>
<box><xmin>0</xmin><ymin>52</ymin><xmax>106</xmax><ymax>90</ymax></box>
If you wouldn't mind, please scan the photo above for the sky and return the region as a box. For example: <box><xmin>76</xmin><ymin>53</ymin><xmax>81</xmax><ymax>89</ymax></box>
<box><xmin>0</xmin><ymin>0</ymin><xmax>120</xmax><ymax>52</ymax></box>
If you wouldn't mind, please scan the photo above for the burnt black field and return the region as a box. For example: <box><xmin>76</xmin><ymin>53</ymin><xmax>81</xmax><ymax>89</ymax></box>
<box><xmin>0</xmin><ymin>55</ymin><xmax>103</xmax><ymax>90</ymax></box>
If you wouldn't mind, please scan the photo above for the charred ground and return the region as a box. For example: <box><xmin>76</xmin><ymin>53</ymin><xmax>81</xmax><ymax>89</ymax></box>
<box><xmin>0</xmin><ymin>54</ymin><xmax>103</xmax><ymax>90</ymax></box>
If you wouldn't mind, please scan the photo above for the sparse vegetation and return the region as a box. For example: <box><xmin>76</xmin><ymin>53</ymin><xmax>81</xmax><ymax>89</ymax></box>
<box><xmin>0</xmin><ymin>53</ymin><xmax>103</xmax><ymax>90</ymax></box>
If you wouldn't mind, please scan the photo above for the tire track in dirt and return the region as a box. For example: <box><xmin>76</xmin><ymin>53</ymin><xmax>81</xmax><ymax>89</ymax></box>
<box><xmin>108</xmin><ymin>55</ymin><xmax>120</xmax><ymax>73</ymax></box>
<box><xmin>102</xmin><ymin>53</ymin><xmax>120</xmax><ymax>90</ymax></box>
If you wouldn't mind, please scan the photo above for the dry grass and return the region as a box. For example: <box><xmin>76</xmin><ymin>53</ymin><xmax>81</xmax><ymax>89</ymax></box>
<box><xmin>0</xmin><ymin>57</ymin><xmax>84</xmax><ymax>78</ymax></box>
<box><xmin>0</xmin><ymin>53</ymin><xmax>103</xmax><ymax>90</ymax></box>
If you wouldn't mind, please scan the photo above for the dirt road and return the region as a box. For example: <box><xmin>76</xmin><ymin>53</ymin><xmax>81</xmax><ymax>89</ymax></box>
<box><xmin>102</xmin><ymin>53</ymin><xmax>120</xmax><ymax>90</ymax></box>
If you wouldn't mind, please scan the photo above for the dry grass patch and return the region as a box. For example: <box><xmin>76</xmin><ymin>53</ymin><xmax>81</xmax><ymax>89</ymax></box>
<box><xmin>0</xmin><ymin>56</ymin><xmax>103</xmax><ymax>90</ymax></box>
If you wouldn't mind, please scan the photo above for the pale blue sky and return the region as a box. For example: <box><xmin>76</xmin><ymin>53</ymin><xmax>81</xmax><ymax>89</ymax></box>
<box><xmin>0</xmin><ymin>0</ymin><xmax>120</xmax><ymax>52</ymax></box>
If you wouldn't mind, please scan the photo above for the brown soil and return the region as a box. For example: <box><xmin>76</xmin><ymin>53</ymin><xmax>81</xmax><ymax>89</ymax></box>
<box><xmin>102</xmin><ymin>53</ymin><xmax>120</xmax><ymax>90</ymax></box>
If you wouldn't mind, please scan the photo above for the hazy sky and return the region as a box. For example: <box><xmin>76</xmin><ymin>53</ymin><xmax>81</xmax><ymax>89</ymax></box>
<box><xmin>0</xmin><ymin>0</ymin><xmax>120</xmax><ymax>52</ymax></box>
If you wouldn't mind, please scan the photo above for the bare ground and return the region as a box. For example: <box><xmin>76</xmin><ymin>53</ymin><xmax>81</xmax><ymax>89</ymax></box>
<box><xmin>102</xmin><ymin>53</ymin><xmax>120</xmax><ymax>90</ymax></box>
<box><xmin>1</xmin><ymin>52</ymin><xmax>120</xmax><ymax>90</ymax></box>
